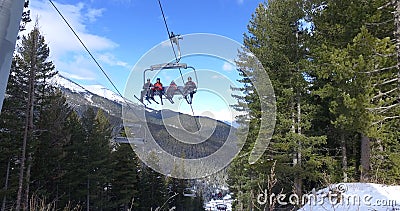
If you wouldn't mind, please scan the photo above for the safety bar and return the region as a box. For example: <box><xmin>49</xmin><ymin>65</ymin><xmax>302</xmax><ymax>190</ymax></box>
<box><xmin>143</xmin><ymin>63</ymin><xmax>196</xmax><ymax>84</ymax></box>
<box><xmin>150</xmin><ymin>62</ymin><xmax>187</xmax><ymax>70</ymax></box>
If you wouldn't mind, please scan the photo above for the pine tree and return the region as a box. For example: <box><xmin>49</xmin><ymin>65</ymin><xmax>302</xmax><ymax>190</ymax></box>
<box><xmin>137</xmin><ymin>151</ymin><xmax>167</xmax><ymax>210</ymax></box>
<box><xmin>80</xmin><ymin>108</ymin><xmax>112</xmax><ymax>210</ymax></box>
<box><xmin>109</xmin><ymin>143</ymin><xmax>140</xmax><ymax>210</ymax></box>
<box><xmin>59</xmin><ymin>111</ymin><xmax>87</xmax><ymax>208</ymax></box>
<box><xmin>0</xmin><ymin>58</ymin><xmax>27</xmax><ymax>210</ymax></box>
<box><xmin>4</xmin><ymin>23</ymin><xmax>62</xmax><ymax>210</ymax></box>
<box><xmin>29</xmin><ymin>90</ymin><xmax>71</xmax><ymax>200</ymax></box>
<box><xmin>309</xmin><ymin>0</ymin><xmax>399</xmax><ymax>182</ymax></box>
<box><xmin>228</xmin><ymin>1</ymin><xmax>328</xmax><ymax>209</ymax></box>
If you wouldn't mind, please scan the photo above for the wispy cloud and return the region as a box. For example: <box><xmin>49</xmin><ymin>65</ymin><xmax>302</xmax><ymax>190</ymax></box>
<box><xmin>98</xmin><ymin>53</ymin><xmax>130</xmax><ymax>68</ymax></box>
<box><xmin>222</xmin><ymin>61</ymin><xmax>234</xmax><ymax>71</ymax></box>
<box><xmin>28</xmin><ymin>1</ymin><xmax>118</xmax><ymax>55</ymax></box>
<box><xmin>109</xmin><ymin>0</ymin><xmax>134</xmax><ymax>4</ymax></box>
<box><xmin>56</xmin><ymin>54</ymin><xmax>99</xmax><ymax>81</ymax></box>
<box><xmin>26</xmin><ymin>0</ymin><xmax>121</xmax><ymax>80</ymax></box>
<box><xmin>86</xmin><ymin>8</ymin><xmax>106</xmax><ymax>22</ymax></box>
<box><xmin>237</xmin><ymin>0</ymin><xmax>244</xmax><ymax>5</ymax></box>
<box><xmin>59</xmin><ymin>71</ymin><xmax>96</xmax><ymax>81</ymax></box>
<box><xmin>198</xmin><ymin>108</ymin><xmax>235</xmax><ymax>122</ymax></box>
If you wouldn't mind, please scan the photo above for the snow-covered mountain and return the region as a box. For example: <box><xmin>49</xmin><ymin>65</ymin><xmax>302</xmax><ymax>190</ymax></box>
<box><xmin>51</xmin><ymin>74</ymin><xmax>128</xmax><ymax>104</ymax></box>
<box><xmin>51</xmin><ymin>74</ymin><xmax>235</xmax><ymax>149</ymax></box>
<box><xmin>83</xmin><ymin>84</ymin><xmax>125</xmax><ymax>103</ymax></box>
<box><xmin>51</xmin><ymin>74</ymin><xmax>87</xmax><ymax>93</ymax></box>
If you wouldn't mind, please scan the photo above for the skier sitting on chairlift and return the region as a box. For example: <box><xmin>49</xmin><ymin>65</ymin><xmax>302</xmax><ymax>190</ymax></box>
<box><xmin>183</xmin><ymin>76</ymin><xmax>196</xmax><ymax>104</ymax></box>
<box><xmin>166</xmin><ymin>80</ymin><xmax>180</xmax><ymax>103</ymax></box>
<box><xmin>153</xmin><ymin>78</ymin><xmax>164</xmax><ymax>104</ymax></box>
<box><xmin>140</xmin><ymin>78</ymin><xmax>154</xmax><ymax>103</ymax></box>
<box><xmin>153</xmin><ymin>78</ymin><xmax>164</xmax><ymax>94</ymax></box>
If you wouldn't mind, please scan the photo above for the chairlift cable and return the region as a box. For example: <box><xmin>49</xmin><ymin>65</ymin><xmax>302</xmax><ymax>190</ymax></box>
<box><xmin>190</xmin><ymin>102</ymin><xmax>200</xmax><ymax>131</ymax></box>
<box><xmin>49</xmin><ymin>0</ymin><xmax>140</xmax><ymax>119</ymax></box>
<box><xmin>157</xmin><ymin>0</ymin><xmax>178</xmax><ymax>63</ymax></box>
<box><xmin>156</xmin><ymin>0</ymin><xmax>198</xmax><ymax>128</ymax></box>
<box><xmin>156</xmin><ymin>0</ymin><xmax>186</xmax><ymax>85</ymax></box>
<box><xmin>51</xmin><ymin>0</ymin><xmax>197</xmax><ymax>127</ymax></box>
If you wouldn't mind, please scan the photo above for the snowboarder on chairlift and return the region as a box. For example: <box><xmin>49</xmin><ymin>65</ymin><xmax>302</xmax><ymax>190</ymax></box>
<box><xmin>183</xmin><ymin>76</ymin><xmax>196</xmax><ymax>104</ymax></box>
<box><xmin>140</xmin><ymin>78</ymin><xmax>154</xmax><ymax>103</ymax></box>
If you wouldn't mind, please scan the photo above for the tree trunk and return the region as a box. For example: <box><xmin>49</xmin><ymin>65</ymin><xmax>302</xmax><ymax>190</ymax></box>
<box><xmin>291</xmin><ymin>96</ymin><xmax>297</xmax><ymax>165</ymax></box>
<box><xmin>1</xmin><ymin>157</ymin><xmax>11</xmax><ymax>211</ymax></box>
<box><xmin>87</xmin><ymin>177</ymin><xmax>90</xmax><ymax>211</ymax></box>
<box><xmin>374</xmin><ymin>139</ymin><xmax>385</xmax><ymax>181</ymax></box>
<box><xmin>360</xmin><ymin>134</ymin><xmax>370</xmax><ymax>182</ymax></box>
<box><xmin>295</xmin><ymin>97</ymin><xmax>302</xmax><ymax>197</ymax></box>
<box><xmin>341</xmin><ymin>133</ymin><xmax>348</xmax><ymax>182</ymax></box>
<box><xmin>23</xmin><ymin>154</ymin><xmax>32</xmax><ymax>211</ymax></box>
<box><xmin>16</xmin><ymin>62</ymin><xmax>35</xmax><ymax>211</ymax></box>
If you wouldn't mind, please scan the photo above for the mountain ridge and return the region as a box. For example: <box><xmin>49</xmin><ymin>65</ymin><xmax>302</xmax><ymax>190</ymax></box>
<box><xmin>51</xmin><ymin>73</ymin><xmax>236</xmax><ymax>134</ymax></box>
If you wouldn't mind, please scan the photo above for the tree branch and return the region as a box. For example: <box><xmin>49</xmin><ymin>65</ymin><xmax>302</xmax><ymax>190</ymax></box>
<box><xmin>372</xmin><ymin>116</ymin><xmax>400</xmax><ymax>125</ymax></box>
<box><xmin>374</xmin><ymin>77</ymin><xmax>398</xmax><ymax>86</ymax></box>
<box><xmin>373</xmin><ymin>52</ymin><xmax>396</xmax><ymax>58</ymax></box>
<box><xmin>366</xmin><ymin>102</ymin><xmax>400</xmax><ymax>113</ymax></box>
<box><xmin>378</xmin><ymin>0</ymin><xmax>395</xmax><ymax>10</ymax></box>
<box><xmin>372</xmin><ymin>87</ymin><xmax>398</xmax><ymax>100</ymax></box>
<box><xmin>366</xmin><ymin>19</ymin><xmax>394</xmax><ymax>26</ymax></box>
<box><xmin>361</xmin><ymin>65</ymin><xmax>397</xmax><ymax>74</ymax></box>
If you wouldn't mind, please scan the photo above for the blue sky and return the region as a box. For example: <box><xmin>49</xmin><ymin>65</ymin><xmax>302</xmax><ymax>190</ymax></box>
<box><xmin>26</xmin><ymin>0</ymin><xmax>263</xmax><ymax>121</ymax></box>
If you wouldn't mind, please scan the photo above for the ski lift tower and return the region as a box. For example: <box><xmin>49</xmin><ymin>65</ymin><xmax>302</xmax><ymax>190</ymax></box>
<box><xmin>0</xmin><ymin>0</ymin><xmax>25</xmax><ymax>113</ymax></box>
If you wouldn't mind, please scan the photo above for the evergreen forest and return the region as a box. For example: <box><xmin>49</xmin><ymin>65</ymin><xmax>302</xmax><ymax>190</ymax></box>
<box><xmin>1</xmin><ymin>0</ymin><xmax>400</xmax><ymax>210</ymax></box>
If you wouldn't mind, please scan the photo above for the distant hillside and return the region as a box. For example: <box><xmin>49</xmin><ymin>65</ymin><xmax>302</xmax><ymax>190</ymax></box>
<box><xmin>51</xmin><ymin>74</ymin><xmax>236</xmax><ymax>159</ymax></box>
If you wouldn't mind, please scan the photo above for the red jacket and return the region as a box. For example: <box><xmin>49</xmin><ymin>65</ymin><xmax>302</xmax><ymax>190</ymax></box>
<box><xmin>153</xmin><ymin>82</ymin><xmax>163</xmax><ymax>91</ymax></box>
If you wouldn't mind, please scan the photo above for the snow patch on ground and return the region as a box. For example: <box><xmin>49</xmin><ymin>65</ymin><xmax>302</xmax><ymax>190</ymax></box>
<box><xmin>84</xmin><ymin>93</ymin><xmax>93</xmax><ymax>103</ymax></box>
<box><xmin>298</xmin><ymin>183</ymin><xmax>400</xmax><ymax>211</ymax></box>
<box><xmin>204</xmin><ymin>194</ymin><xmax>233</xmax><ymax>211</ymax></box>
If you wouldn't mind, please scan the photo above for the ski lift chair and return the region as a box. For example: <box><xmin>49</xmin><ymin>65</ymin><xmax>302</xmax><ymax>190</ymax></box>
<box><xmin>141</xmin><ymin>62</ymin><xmax>198</xmax><ymax>105</ymax></box>
<box><xmin>183</xmin><ymin>188</ymin><xmax>196</xmax><ymax>197</ymax></box>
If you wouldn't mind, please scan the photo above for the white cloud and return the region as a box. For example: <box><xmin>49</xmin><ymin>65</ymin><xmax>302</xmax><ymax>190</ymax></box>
<box><xmin>98</xmin><ymin>53</ymin><xmax>129</xmax><ymax>68</ymax></box>
<box><xmin>237</xmin><ymin>0</ymin><xmax>244</xmax><ymax>5</ymax></box>
<box><xmin>222</xmin><ymin>62</ymin><xmax>234</xmax><ymax>71</ymax></box>
<box><xmin>28</xmin><ymin>1</ymin><xmax>117</xmax><ymax>56</ymax></box>
<box><xmin>197</xmin><ymin>108</ymin><xmax>235</xmax><ymax>122</ymax></box>
<box><xmin>110</xmin><ymin>0</ymin><xmax>134</xmax><ymax>4</ymax></box>
<box><xmin>25</xmin><ymin>0</ymin><xmax>121</xmax><ymax>80</ymax></box>
<box><xmin>56</xmin><ymin>54</ymin><xmax>99</xmax><ymax>81</ymax></box>
<box><xmin>59</xmin><ymin>71</ymin><xmax>95</xmax><ymax>81</ymax></box>
<box><xmin>86</xmin><ymin>8</ymin><xmax>106</xmax><ymax>22</ymax></box>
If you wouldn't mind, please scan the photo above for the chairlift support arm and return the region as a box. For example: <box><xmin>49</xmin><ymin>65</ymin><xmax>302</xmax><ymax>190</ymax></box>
<box><xmin>143</xmin><ymin>63</ymin><xmax>197</xmax><ymax>84</ymax></box>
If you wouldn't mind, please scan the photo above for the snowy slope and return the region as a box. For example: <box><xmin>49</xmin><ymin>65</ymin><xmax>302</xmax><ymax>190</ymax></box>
<box><xmin>204</xmin><ymin>194</ymin><xmax>233</xmax><ymax>211</ymax></box>
<box><xmin>83</xmin><ymin>84</ymin><xmax>125</xmax><ymax>103</ymax></box>
<box><xmin>52</xmin><ymin>74</ymin><xmax>127</xmax><ymax>104</ymax></box>
<box><xmin>298</xmin><ymin>183</ymin><xmax>400</xmax><ymax>211</ymax></box>
<box><xmin>51</xmin><ymin>74</ymin><xmax>87</xmax><ymax>93</ymax></box>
